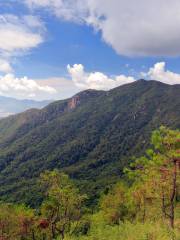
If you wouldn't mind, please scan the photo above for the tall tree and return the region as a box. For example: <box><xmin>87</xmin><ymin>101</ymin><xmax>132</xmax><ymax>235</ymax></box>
<box><xmin>100</xmin><ymin>182</ymin><xmax>129</xmax><ymax>224</ymax></box>
<box><xmin>125</xmin><ymin>127</ymin><xmax>180</xmax><ymax>228</ymax></box>
<box><xmin>151</xmin><ymin>126</ymin><xmax>180</xmax><ymax>228</ymax></box>
<box><xmin>40</xmin><ymin>170</ymin><xmax>86</xmax><ymax>239</ymax></box>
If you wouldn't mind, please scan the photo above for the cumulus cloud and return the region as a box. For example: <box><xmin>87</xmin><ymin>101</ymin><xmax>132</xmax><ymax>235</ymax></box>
<box><xmin>0</xmin><ymin>13</ymin><xmax>57</xmax><ymax>100</ymax></box>
<box><xmin>0</xmin><ymin>59</ymin><xmax>13</xmax><ymax>73</ymax></box>
<box><xmin>0</xmin><ymin>14</ymin><xmax>44</xmax><ymax>56</ymax></box>
<box><xmin>0</xmin><ymin>61</ymin><xmax>179</xmax><ymax>100</ymax></box>
<box><xmin>67</xmin><ymin>62</ymin><xmax>180</xmax><ymax>93</ymax></box>
<box><xmin>0</xmin><ymin>14</ymin><xmax>44</xmax><ymax>75</ymax></box>
<box><xmin>24</xmin><ymin>0</ymin><xmax>180</xmax><ymax>57</ymax></box>
<box><xmin>0</xmin><ymin>74</ymin><xmax>56</xmax><ymax>100</ymax></box>
<box><xmin>67</xmin><ymin>64</ymin><xmax>135</xmax><ymax>90</ymax></box>
<box><xmin>36</xmin><ymin>77</ymin><xmax>80</xmax><ymax>99</ymax></box>
<box><xmin>144</xmin><ymin>62</ymin><xmax>180</xmax><ymax>85</ymax></box>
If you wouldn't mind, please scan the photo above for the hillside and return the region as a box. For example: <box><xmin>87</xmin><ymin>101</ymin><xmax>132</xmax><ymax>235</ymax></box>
<box><xmin>0</xmin><ymin>96</ymin><xmax>50</xmax><ymax>118</ymax></box>
<box><xmin>0</xmin><ymin>80</ymin><xmax>179</xmax><ymax>206</ymax></box>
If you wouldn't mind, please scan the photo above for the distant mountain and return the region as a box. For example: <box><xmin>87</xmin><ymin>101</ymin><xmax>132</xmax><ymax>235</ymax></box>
<box><xmin>0</xmin><ymin>80</ymin><xmax>179</xmax><ymax>206</ymax></box>
<box><xmin>0</xmin><ymin>96</ymin><xmax>51</xmax><ymax>118</ymax></box>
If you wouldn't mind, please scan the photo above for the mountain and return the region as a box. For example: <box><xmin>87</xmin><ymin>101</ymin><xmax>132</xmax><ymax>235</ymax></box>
<box><xmin>0</xmin><ymin>80</ymin><xmax>179</xmax><ymax>206</ymax></box>
<box><xmin>0</xmin><ymin>95</ymin><xmax>51</xmax><ymax>118</ymax></box>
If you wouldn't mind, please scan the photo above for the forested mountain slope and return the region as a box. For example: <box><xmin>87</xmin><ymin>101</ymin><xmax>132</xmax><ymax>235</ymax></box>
<box><xmin>0</xmin><ymin>80</ymin><xmax>179</xmax><ymax>205</ymax></box>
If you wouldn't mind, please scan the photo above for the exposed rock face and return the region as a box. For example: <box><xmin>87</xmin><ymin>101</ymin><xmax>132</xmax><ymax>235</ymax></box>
<box><xmin>67</xmin><ymin>89</ymin><xmax>103</xmax><ymax>110</ymax></box>
<box><xmin>68</xmin><ymin>95</ymin><xmax>80</xmax><ymax>110</ymax></box>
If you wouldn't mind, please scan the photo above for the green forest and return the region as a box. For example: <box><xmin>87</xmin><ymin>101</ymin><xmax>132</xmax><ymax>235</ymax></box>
<box><xmin>0</xmin><ymin>126</ymin><xmax>179</xmax><ymax>240</ymax></box>
<box><xmin>0</xmin><ymin>80</ymin><xmax>179</xmax><ymax>208</ymax></box>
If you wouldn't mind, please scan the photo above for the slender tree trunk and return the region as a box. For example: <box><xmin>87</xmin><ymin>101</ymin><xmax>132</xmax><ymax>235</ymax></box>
<box><xmin>31</xmin><ymin>230</ymin><xmax>36</xmax><ymax>240</ymax></box>
<box><xmin>142</xmin><ymin>197</ymin><xmax>146</xmax><ymax>223</ymax></box>
<box><xmin>61</xmin><ymin>231</ymin><xmax>65</xmax><ymax>240</ymax></box>
<box><xmin>58</xmin><ymin>229</ymin><xmax>65</xmax><ymax>240</ymax></box>
<box><xmin>170</xmin><ymin>160</ymin><xmax>177</xmax><ymax>228</ymax></box>
<box><xmin>161</xmin><ymin>188</ymin><xmax>170</xmax><ymax>220</ymax></box>
<box><xmin>42</xmin><ymin>233</ymin><xmax>46</xmax><ymax>240</ymax></box>
<box><xmin>162</xmin><ymin>189</ymin><xmax>166</xmax><ymax>218</ymax></box>
<box><xmin>51</xmin><ymin>224</ymin><xmax>56</xmax><ymax>239</ymax></box>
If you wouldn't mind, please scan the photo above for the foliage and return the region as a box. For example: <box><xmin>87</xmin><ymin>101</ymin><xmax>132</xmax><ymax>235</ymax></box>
<box><xmin>125</xmin><ymin>126</ymin><xmax>180</xmax><ymax>227</ymax></box>
<box><xmin>0</xmin><ymin>80</ymin><xmax>179</xmax><ymax>205</ymax></box>
<box><xmin>40</xmin><ymin>170</ymin><xmax>86</xmax><ymax>239</ymax></box>
<box><xmin>0</xmin><ymin>125</ymin><xmax>179</xmax><ymax>239</ymax></box>
<box><xmin>0</xmin><ymin>203</ymin><xmax>37</xmax><ymax>240</ymax></box>
<box><xmin>68</xmin><ymin>221</ymin><xmax>178</xmax><ymax>240</ymax></box>
<box><xmin>0</xmin><ymin>78</ymin><xmax>179</xmax><ymax>240</ymax></box>
<box><xmin>99</xmin><ymin>182</ymin><xmax>131</xmax><ymax>224</ymax></box>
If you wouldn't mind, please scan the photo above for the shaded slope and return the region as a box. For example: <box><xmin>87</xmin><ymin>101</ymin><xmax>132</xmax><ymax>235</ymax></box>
<box><xmin>0</xmin><ymin>80</ymin><xmax>179</xmax><ymax>205</ymax></box>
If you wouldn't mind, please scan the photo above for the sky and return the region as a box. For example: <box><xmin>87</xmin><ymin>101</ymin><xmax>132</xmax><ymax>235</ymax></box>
<box><xmin>0</xmin><ymin>0</ymin><xmax>180</xmax><ymax>100</ymax></box>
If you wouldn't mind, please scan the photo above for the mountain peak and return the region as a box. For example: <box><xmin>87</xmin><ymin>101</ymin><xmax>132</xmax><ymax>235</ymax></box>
<box><xmin>74</xmin><ymin>89</ymin><xmax>104</xmax><ymax>98</ymax></box>
<box><xmin>0</xmin><ymin>79</ymin><xmax>179</xmax><ymax>204</ymax></box>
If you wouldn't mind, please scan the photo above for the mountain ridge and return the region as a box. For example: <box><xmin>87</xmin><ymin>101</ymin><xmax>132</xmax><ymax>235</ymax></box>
<box><xmin>0</xmin><ymin>79</ymin><xmax>179</xmax><ymax>205</ymax></box>
<box><xmin>0</xmin><ymin>95</ymin><xmax>51</xmax><ymax>118</ymax></box>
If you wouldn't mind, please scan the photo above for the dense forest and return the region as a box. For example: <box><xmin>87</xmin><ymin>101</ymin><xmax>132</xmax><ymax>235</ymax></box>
<box><xmin>0</xmin><ymin>126</ymin><xmax>179</xmax><ymax>239</ymax></box>
<box><xmin>0</xmin><ymin>80</ymin><xmax>179</xmax><ymax>206</ymax></box>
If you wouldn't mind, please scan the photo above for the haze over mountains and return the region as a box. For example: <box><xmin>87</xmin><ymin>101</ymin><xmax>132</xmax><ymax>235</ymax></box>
<box><xmin>0</xmin><ymin>79</ymin><xmax>179</xmax><ymax>205</ymax></box>
<box><xmin>0</xmin><ymin>96</ymin><xmax>51</xmax><ymax>118</ymax></box>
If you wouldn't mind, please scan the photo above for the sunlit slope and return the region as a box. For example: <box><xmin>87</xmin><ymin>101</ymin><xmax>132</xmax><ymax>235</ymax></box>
<box><xmin>0</xmin><ymin>80</ymin><xmax>179</xmax><ymax>205</ymax></box>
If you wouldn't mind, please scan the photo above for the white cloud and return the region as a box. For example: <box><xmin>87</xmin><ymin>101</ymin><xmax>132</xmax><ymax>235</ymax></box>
<box><xmin>67</xmin><ymin>64</ymin><xmax>135</xmax><ymax>90</ymax></box>
<box><xmin>0</xmin><ymin>59</ymin><xmax>12</xmax><ymax>73</ymax></box>
<box><xmin>25</xmin><ymin>0</ymin><xmax>60</xmax><ymax>8</ymax></box>
<box><xmin>36</xmin><ymin>77</ymin><xmax>80</xmax><ymax>99</ymax></box>
<box><xmin>0</xmin><ymin>14</ymin><xmax>45</xmax><ymax>79</ymax></box>
<box><xmin>0</xmin><ymin>62</ymin><xmax>179</xmax><ymax>101</ymax></box>
<box><xmin>0</xmin><ymin>14</ymin><xmax>44</xmax><ymax>57</ymax></box>
<box><xmin>24</xmin><ymin>0</ymin><xmax>180</xmax><ymax>57</ymax></box>
<box><xmin>0</xmin><ymin>74</ymin><xmax>56</xmax><ymax>100</ymax></box>
<box><xmin>0</xmin><ymin>13</ymin><xmax>56</xmax><ymax>100</ymax></box>
<box><xmin>24</xmin><ymin>0</ymin><xmax>87</xmax><ymax>22</ymax></box>
<box><xmin>144</xmin><ymin>62</ymin><xmax>180</xmax><ymax>85</ymax></box>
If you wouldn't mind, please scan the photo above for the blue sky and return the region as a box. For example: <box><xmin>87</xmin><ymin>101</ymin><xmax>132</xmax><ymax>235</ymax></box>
<box><xmin>0</xmin><ymin>0</ymin><xmax>180</xmax><ymax>100</ymax></box>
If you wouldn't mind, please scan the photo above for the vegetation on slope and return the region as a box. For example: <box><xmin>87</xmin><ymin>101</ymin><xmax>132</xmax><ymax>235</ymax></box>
<box><xmin>0</xmin><ymin>127</ymin><xmax>179</xmax><ymax>239</ymax></box>
<box><xmin>0</xmin><ymin>80</ymin><xmax>179</xmax><ymax>205</ymax></box>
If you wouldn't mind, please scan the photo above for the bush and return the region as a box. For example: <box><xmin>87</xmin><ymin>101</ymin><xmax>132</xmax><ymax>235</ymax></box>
<box><xmin>67</xmin><ymin>221</ymin><xmax>179</xmax><ymax>240</ymax></box>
